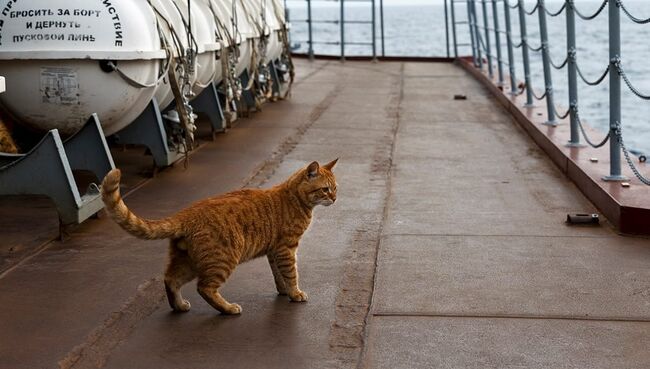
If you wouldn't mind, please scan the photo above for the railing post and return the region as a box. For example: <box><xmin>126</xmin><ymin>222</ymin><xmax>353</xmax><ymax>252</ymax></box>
<box><xmin>380</xmin><ymin>0</ymin><xmax>385</xmax><ymax>57</ymax></box>
<box><xmin>503</xmin><ymin>0</ymin><xmax>517</xmax><ymax>94</ymax></box>
<box><xmin>471</xmin><ymin>1</ymin><xmax>483</xmax><ymax>68</ymax></box>
<box><xmin>372</xmin><ymin>0</ymin><xmax>377</xmax><ymax>60</ymax></box>
<box><xmin>538</xmin><ymin>0</ymin><xmax>557</xmax><ymax>125</ymax></box>
<box><xmin>451</xmin><ymin>0</ymin><xmax>459</xmax><ymax>58</ymax></box>
<box><xmin>491</xmin><ymin>0</ymin><xmax>504</xmax><ymax>85</ymax></box>
<box><xmin>566</xmin><ymin>0</ymin><xmax>583</xmax><ymax>147</ymax></box>
<box><xmin>467</xmin><ymin>0</ymin><xmax>478</xmax><ymax>66</ymax></box>
<box><xmin>481</xmin><ymin>0</ymin><xmax>493</xmax><ymax>78</ymax></box>
<box><xmin>604</xmin><ymin>0</ymin><xmax>626</xmax><ymax>180</ymax></box>
<box><xmin>340</xmin><ymin>0</ymin><xmax>345</xmax><ymax>61</ymax></box>
<box><xmin>445</xmin><ymin>0</ymin><xmax>450</xmax><ymax>58</ymax></box>
<box><xmin>307</xmin><ymin>0</ymin><xmax>314</xmax><ymax>59</ymax></box>
<box><xmin>517</xmin><ymin>0</ymin><xmax>533</xmax><ymax>106</ymax></box>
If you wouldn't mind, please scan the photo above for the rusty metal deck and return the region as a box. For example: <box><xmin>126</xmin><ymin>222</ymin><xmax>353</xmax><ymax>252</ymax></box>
<box><xmin>1</xmin><ymin>59</ymin><xmax>649</xmax><ymax>369</ymax></box>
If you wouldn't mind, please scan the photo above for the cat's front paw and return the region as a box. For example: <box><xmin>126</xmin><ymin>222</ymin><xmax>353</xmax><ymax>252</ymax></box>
<box><xmin>176</xmin><ymin>299</ymin><xmax>191</xmax><ymax>313</ymax></box>
<box><xmin>289</xmin><ymin>290</ymin><xmax>308</xmax><ymax>302</ymax></box>
<box><xmin>222</xmin><ymin>303</ymin><xmax>242</xmax><ymax>315</ymax></box>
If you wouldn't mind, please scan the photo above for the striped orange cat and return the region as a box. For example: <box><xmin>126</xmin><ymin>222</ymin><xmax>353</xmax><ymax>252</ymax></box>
<box><xmin>101</xmin><ymin>159</ymin><xmax>338</xmax><ymax>315</ymax></box>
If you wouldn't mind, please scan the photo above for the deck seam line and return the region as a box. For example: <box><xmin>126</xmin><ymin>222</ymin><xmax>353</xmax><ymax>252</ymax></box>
<box><xmin>356</xmin><ymin>62</ymin><xmax>405</xmax><ymax>369</ymax></box>
<box><xmin>292</xmin><ymin>60</ymin><xmax>331</xmax><ymax>87</ymax></box>
<box><xmin>372</xmin><ymin>312</ymin><xmax>650</xmax><ymax>324</ymax></box>
<box><xmin>380</xmin><ymin>233</ymin><xmax>618</xmax><ymax>240</ymax></box>
<box><xmin>241</xmin><ymin>84</ymin><xmax>339</xmax><ymax>189</ymax></box>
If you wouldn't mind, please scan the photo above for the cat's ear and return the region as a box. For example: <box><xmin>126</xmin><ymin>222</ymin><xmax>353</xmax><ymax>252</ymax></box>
<box><xmin>324</xmin><ymin>158</ymin><xmax>339</xmax><ymax>171</ymax></box>
<box><xmin>306</xmin><ymin>161</ymin><xmax>320</xmax><ymax>179</ymax></box>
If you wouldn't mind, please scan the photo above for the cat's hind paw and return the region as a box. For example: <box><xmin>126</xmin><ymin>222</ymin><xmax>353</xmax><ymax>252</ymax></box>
<box><xmin>289</xmin><ymin>290</ymin><xmax>308</xmax><ymax>302</ymax></box>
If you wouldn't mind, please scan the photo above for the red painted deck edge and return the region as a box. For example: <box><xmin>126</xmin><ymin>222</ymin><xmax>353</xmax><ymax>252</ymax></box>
<box><xmin>458</xmin><ymin>57</ymin><xmax>650</xmax><ymax>235</ymax></box>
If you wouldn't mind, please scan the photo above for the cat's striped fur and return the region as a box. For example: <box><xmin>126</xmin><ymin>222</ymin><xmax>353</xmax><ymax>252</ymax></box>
<box><xmin>0</xmin><ymin>119</ymin><xmax>18</xmax><ymax>154</ymax></box>
<box><xmin>101</xmin><ymin>159</ymin><xmax>338</xmax><ymax>314</ymax></box>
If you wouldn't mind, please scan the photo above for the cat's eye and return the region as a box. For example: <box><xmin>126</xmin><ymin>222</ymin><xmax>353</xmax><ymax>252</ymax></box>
<box><xmin>322</xmin><ymin>187</ymin><xmax>330</xmax><ymax>193</ymax></box>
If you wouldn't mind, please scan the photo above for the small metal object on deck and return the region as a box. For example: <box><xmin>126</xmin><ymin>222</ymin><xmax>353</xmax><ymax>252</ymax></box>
<box><xmin>566</xmin><ymin>213</ymin><xmax>600</xmax><ymax>225</ymax></box>
<box><xmin>590</xmin><ymin>157</ymin><xmax>599</xmax><ymax>163</ymax></box>
<box><xmin>621</xmin><ymin>182</ymin><xmax>631</xmax><ymax>188</ymax></box>
<box><xmin>453</xmin><ymin>94</ymin><xmax>467</xmax><ymax>100</ymax></box>
<box><xmin>629</xmin><ymin>149</ymin><xmax>647</xmax><ymax>163</ymax></box>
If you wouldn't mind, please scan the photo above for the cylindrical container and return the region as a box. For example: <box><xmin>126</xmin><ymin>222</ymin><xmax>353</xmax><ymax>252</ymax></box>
<box><xmin>148</xmin><ymin>0</ymin><xmax>195</xmax><ymax>110</ymax></box>
<box><xmin>233</xmin><ymin>0</ymin><xmax>261</xmax><ymax>76</ymax></box>
<box><xmin>170</xmin><ymin>0</ymin><xmax>221</xmax><ymax>99</ymax></box>
<box><xmin>243</xmin><ymin>0</ymin><xmax>285</xmax><ymax>64</ymax></box>
<box><xmin>0</xmin><ymin>0</ymin><xmax>167</xmax><ymax>136</ymax></box>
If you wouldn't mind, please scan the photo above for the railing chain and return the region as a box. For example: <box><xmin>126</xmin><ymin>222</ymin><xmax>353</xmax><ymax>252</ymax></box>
<box><xmin>576</xmin><ymin>62</ymin><xmax>610</xmax><ymax>86</ymax></box>
<box><xmin>510</xmin><ymin>36</ymin><xmax>523</xmax><ymax>48</ymax></box>
<box><xmin>545</xmin><ymin>2</ymin><xmax>567</xmax><ymax>17</ymax></box>
<box><xmin>526</xmin><ymin>42</ymin><xmax>543</xmax><ymax>52</ymax></box>
<box><xmin>614</xmin><ymin>59</ymin><xmax>650</xmax><ymax>100</ymax></box>
<box><xmin>573</xmin><ymin>0</ymin><xmax>608</xmax><ymax>21</ymax></box>
<box><xmin>524</xmin><ymin>2</ymin><xmax>540</xmax><ymax>16</ymax></box>
<box><xmin>616</xmin><ymin>121</ymin><xmax>650</xmax><ymax>185</ymax></box>
<box><xmin>617</xmin><ymin>0</ymin><xmax>650</xmax><ymax>24</ymax></box>
<box><xmin>554</xmin><ymin>105</ymin><xmax>570</xmax><ymax>120</ymax></box>
<box><xmin>549</xmin><ymin>53</ymin><xmax>568</xmax><ymax>70</ymax></box>
<box><xmin>574</xmin><ymin>106</ymin><xmax>611</xmax><ymax>148</ymax></box>
<box><xmin>505</xmin><ymin>0</ymin><xmax>519</xmax><ymax>10</ymax></box>
<box><xmin>531</xmin><ymin>87</ymin><xmax>548</xmax><ymax>101</ymax></box>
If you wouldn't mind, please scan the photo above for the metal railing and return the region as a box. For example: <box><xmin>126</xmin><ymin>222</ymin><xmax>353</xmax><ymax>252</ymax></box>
<box><xmin>461</xmin><ymin>0</ymin><xmax>650</xmax><ymax>185</ymax></box>
<box><xmin>285</xmin><ymin>0</ymin><xmax>378</xmax><ymax>60</ymax></box>
<box><xmin>285</xmin><ymin>0</ymin><xmax>470</xmax><ymax>58</ymax></box>
<box><xmin>283</xmin><ymin>0</ymin><xmax>650</xmax><ymax>185</ymax></box>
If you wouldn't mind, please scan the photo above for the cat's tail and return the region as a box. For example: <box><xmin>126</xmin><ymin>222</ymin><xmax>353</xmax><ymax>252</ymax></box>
<box><xmin>101</xmin><ymin>169</ymin><xmax>183</xmax><ymax>240</ymax></box>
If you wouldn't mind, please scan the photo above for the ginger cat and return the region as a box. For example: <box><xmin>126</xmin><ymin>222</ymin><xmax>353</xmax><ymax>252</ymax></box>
<box><xmin>101</xmin><ymin>159</ymin><xmax>338</xmax><ymax>314</ymax></box>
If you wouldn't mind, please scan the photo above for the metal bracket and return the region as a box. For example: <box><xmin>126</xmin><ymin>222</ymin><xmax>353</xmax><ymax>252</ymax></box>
<box><xmin>239</xmin><ymin>70</ymin><xmax>258</xmax><ymax>113</ymax></box>
<box><xmin>192</xmin><ymin>81</ymin><xmax>226</xmax><ymax>138</ymax></box>
<box><xmin>0</xmin><ymin>114</ymin><xmax>115</xmax><ymax>225</ymax></box>
<box><xmin>271</xmin><ymin>60</ymin><xmax>290</xmax><ymax>98</ymax></box>
<box><xmin>214</xmin><ymin>82</ymin><xmax>238</xmax><ymax>128</ymax></box>
<box><xmin>112</xmin><ymin>97</ymin><xmax>184</xmax><ymax>168</ymax></box>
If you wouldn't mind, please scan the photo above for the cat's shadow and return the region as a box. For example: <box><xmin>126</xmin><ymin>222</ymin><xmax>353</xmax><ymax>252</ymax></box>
<box><xmin>165</xmin><ymin>293</ymin><xmax>298</xmax><ymax>325</ymax></box>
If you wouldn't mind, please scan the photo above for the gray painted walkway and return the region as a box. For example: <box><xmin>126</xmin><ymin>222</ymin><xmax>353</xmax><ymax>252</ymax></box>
<box><xmin>0</xmin><ymin>60</ymin><xmax>648</xmax><ymax>369</ymax></box>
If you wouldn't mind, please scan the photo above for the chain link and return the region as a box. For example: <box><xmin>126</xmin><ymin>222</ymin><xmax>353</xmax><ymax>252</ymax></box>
<box><xmin>574</xmin><ymin>107</ymin><xmax>611</xmax><ymax>148</ymax></box>
<box><xmin>554</xmin><ymin>105</ymin><xmax>570</xmax><ymax>120</ymax></box>
<box><xmin>510</xmin><ymin>36</ymin><xmax>523</xmax><ymax>49</ymax></box>
<box><xmin>505</xmin><ymin>0</ymin><xmax>519</xmax><ymax>10</ymax></box>
<box><xmin>617</xmin><ymin>0</ymin><xmax>650</xmax><ymax>24</ymax></box>
<box><xmin>524</xmin><ymin>1</ymin><xmax>540</xmax><ymax>15</ymax></box>
<box><xmin>549</xmin><ymin>53</ymin><xmax>568</xmax><ymax>70</ymax></box>
<box><xmin>615</xmin><ymin>60</ymin><xmax>650</xmax><ymax>100</ymax></box>
<box><xmin>576</xmin><ymin>62</ymin><xmax>609</xmax><ymax>86</ymax></box>
<box><xmin>573</xmin><ymin>0</ymin><xmax>608</xmax><ymax>20</ymax></box>
<box><xmin>616</xmin><ymin>121</ymin><xmax>650</xmax><ymax>185</ymax></box>
<box><xmin>545</xmin><ymin>2</ymin><xmax>567</xmax><ymax>17</ymax></box>
<box><xmin>531</xmin><ymin>87</ymin><xmax>548</xmax><ymax>101</ymax></box>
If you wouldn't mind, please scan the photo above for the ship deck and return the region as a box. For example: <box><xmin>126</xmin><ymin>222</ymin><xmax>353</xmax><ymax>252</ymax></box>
<box><xmin>1</xmin><ymin>59</ymin><xmax>649</xmax><ymax>369</ymax></box>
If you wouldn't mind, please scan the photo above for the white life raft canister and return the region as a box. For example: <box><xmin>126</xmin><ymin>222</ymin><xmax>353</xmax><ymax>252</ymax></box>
<box><xmin>0</xmin><ymin>0</ymin><xmax>166</xmax><ymax>136</ymax></box>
